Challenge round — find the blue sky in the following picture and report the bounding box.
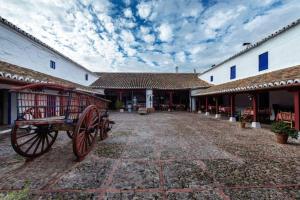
[0,0,299,72]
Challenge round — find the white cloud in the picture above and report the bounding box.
[175,51,186,63]
[190,45,205,55]
[120,30,135,43]
[140,26,150,34]
[157,23,173,42]
[137,2,152,19]
[124,8,133,18]
[0,0,299,73]
[143,34,155,43]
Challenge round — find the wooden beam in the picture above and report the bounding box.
[294,91,300,130]
[252,93,258,122]
[205,96,208,113]
[215,96,219,114]
[230,94,235,117]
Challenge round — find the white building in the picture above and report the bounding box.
[192,18,300,129]
[198,19,300,85]
[0,17,98,86]
[0,17,101,126]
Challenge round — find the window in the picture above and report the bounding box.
[259,52,268,71]
[210,75,213,82]
[50,60,56,69]
[230,65,236,80]
[85,74,88,81]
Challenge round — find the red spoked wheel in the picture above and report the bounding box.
[66,130,74,139]
[73,105,99,161]
[100,119,110,140]
[11,123,58,158]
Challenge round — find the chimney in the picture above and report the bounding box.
[243,42,251,48]
[175,66,178,73]
[193,69,196,74]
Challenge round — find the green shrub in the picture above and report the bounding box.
[271,121,299,139]
[115,100,124,110]
[0,183,30,200]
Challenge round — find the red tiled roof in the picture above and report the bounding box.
[0,60,103,95]
[91,72,211,90]
[193,65,300,96]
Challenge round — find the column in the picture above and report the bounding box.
[293,91,300,131]
[169,91,173,111]
[251,93,261,128]
[205,96,209,115]
[198,97,202,113]
[118,91,123,101]
[215,96,221,118]
[191,97,196,112]
[146,89,153,109]
[229,94,236,122]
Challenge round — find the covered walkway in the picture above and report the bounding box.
[192,65,300,130]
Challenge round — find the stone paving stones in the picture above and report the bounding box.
[104,135,129,145]
[203,158,299,186]
[186,145,233,160]
[94,143,125,159]
[53,157,112,189]
[0,144,76,190]
[223,188,294,200]
[30,192,98,200]
[167,190,222,200]
[104,192,163,200]
[218,143,299,159]
[0,112,299,198]
[160,146,190,160]
[109,161,160,189]
[122,145,155,160]
[163,160,214,189]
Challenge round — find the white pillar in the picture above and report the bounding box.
[229,117,236,122]
[146,89,153,109]
[251,122,261,128]
[191,97,196,112]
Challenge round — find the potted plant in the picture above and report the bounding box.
[115,100,124,112]
[271,121,298,144]
[240,116,246,128]
[238,113,246,128]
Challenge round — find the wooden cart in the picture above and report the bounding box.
[10,83,112,161]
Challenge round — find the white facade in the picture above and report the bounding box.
[0,23,98,86]
[199,23,300,85]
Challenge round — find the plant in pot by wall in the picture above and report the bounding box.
[238,113,247,128]
[115,100,124,112]
[239,116,246,128]
[271,121,298,144]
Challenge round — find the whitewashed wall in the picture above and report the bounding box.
[199,24,300,85]
[0,24,98,86]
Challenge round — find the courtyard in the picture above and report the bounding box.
[0,112,299,199]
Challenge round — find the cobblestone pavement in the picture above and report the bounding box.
[0,112,299,199]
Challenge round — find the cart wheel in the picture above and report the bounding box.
[101,119,109,140]
[11,123,58,158]
[66,131,74,139]
[73,105,99,161]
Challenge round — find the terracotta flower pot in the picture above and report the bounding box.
[240,122,246,129]
[276,133,288,144]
